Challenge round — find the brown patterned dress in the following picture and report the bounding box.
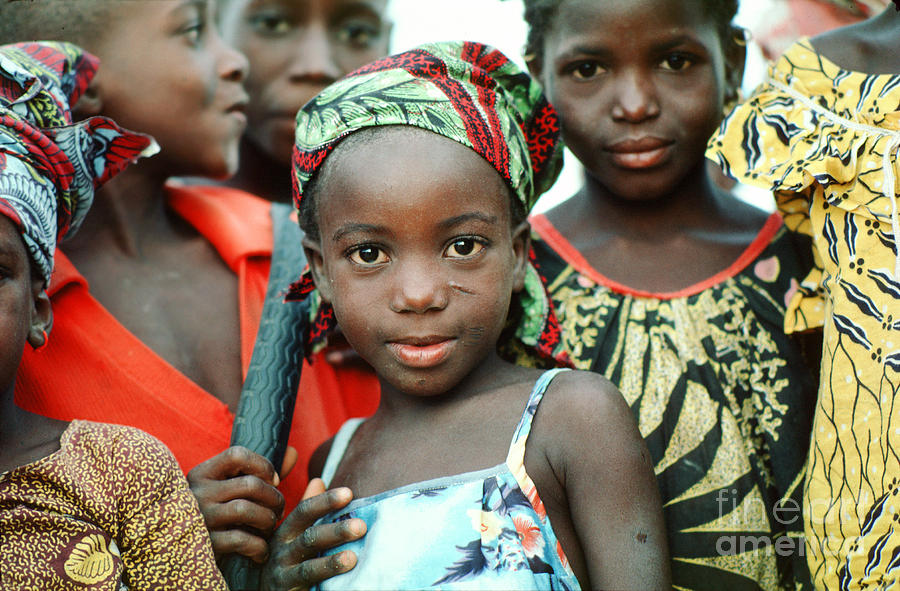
[0,420,226,590]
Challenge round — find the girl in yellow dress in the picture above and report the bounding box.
[709,3,900,588]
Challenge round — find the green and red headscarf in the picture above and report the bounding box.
[289,40,569,365]
[0,41,156,285]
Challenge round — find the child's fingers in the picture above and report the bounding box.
[296,519,367,552]
[209,528,270,564]
[279,488,354,540]
[216,474,285,514]
[289,550,358,588]
[281,446,299,479]
[204,498,281,536]
[301,478,326,500]
[189,446,279,484]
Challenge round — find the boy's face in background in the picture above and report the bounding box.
[222,0,391,168]
[91,0,249,179]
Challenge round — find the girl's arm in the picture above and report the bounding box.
[541,371,671,590]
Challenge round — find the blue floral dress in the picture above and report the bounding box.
[313,368,580,590]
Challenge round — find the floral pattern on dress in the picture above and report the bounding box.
[313,369,579,591]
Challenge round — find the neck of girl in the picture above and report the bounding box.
[0,392,68,474]
[223,138,294,204]
[574,160,738,240]
[62,163,187,260]
[373,349,520,421]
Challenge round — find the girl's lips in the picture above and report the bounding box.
[387,339,456,368]
[606,137,673,170]
[610,146,669,169]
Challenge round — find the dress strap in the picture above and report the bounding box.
[320,418,365,487]
[505,368,569,469]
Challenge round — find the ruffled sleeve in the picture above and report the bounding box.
[707,38,900,332]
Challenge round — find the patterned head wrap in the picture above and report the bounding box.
[0,42,157,285]
[289,40,569,364]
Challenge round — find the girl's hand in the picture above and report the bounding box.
[187,446,286,563]
[260,478,367,591]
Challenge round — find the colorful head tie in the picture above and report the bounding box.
[289,40,569,364]
[0,42,157,285]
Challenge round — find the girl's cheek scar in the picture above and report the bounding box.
[449,281,476,295]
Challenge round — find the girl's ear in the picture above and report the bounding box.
[26,285,52,349]
[72,78,103,119]
[302,236,334,303]
[511,220,531,293]
[723,26,748,113]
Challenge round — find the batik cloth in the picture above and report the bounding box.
[500,214,816,591]
[313,369,580,591]
[0,41,155,284]
[0,420,227,590]
[288,40,568,364]
[708,38,900,590]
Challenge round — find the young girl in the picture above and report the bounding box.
[709,3,900,588]
[263,41,670,590]
[0,41,225,589]
[510,0,818,589]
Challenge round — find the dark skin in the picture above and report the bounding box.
[530,0,766,294]
[810,3,900,74]
[219,0,391,203]
[19,0,286,563]
[0,215,63,477]
[260,128,670,590]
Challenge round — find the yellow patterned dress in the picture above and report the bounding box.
[708,38,900,590]
[0,420,227,590]
[512,214,816,591]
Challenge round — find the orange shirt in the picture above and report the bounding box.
[14,183,379,511]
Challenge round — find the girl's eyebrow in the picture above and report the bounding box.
[331,223,391,242]
[438,212,498,230]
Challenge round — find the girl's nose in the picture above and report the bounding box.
[389,261,449,314]
[610,70,660,123]
[215,35,249,83]
[287,23,342,84]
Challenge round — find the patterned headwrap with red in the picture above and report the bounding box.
[0,41,157,285]
[290,41,569,365]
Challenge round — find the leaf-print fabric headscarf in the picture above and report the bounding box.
[289,41,568,364]
[0,41,157,285]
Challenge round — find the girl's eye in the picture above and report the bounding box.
[571,61,604,80]
[248,12,292,35]
[348,245,388,265]
[336,21,382,48]
[660,54,693,71]
[444,238,485,259]
[183,20,204,44]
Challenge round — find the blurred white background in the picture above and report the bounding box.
[385,0,775,213]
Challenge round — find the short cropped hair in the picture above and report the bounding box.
[520,0,740,60]
[0,1,120,46]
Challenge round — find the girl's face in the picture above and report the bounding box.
[224,0,391,168]
[305,129,529,397]
[0,216,50,397]
[90,0,250,180]
[534,0,738,201]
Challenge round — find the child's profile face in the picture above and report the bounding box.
[305,128,528,397]
[534,0,733,202]
[0,216,48,397]
[224,0,391,168]
[91,0,249,180]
